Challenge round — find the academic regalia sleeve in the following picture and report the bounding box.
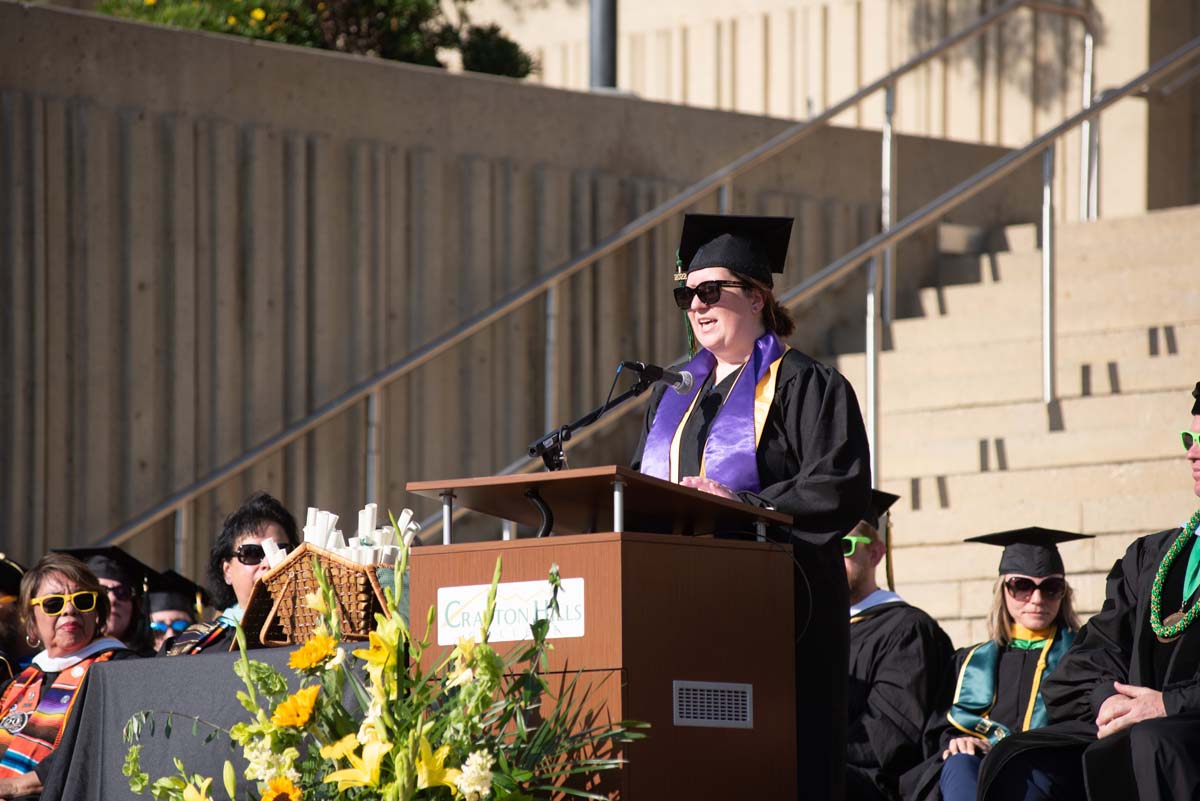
[1041,532,1170,723]
[898,647,970,801]
[850,611,955,800]
[736,361,871,544]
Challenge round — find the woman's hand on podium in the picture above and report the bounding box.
[681,475,737,500]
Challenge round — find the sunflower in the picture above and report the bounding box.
[289,633,337,672]
[270,685,320,729]
[260,776,301,801]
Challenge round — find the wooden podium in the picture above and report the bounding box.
[407,467,797,800]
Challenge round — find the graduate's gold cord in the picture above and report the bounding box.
[1020,625,1057,732]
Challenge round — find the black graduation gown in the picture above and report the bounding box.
[846,601,954,801]
[161,619,237,656]
[977,527,1200,801]
[632,348,873,801]
[901,639,1053,801]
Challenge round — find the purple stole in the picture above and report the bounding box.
[640,332,787,492]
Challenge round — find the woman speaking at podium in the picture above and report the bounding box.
[632,213,872,801]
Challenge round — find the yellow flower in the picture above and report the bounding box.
[446,635,477,688]
[304,591,327,614]
[143,0,157,6]
[250,7,265,19]
[289,633,336,671]
[226,15,237,24]
[182,777,212,801]
[415,736,462,792]
[270,684,320,729]
[353,630,395,686]
[260,776,301,801]
[323,733,392,790]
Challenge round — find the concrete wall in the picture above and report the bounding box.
[0,2,1040,575]
[472,0,1200,220]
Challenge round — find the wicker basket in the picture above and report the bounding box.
[241,542,390,646]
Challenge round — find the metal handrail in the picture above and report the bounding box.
[95,0,1094,556]
[419,32,1200,540]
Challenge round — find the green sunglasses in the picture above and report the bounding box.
[1182,430,1200,451]
[842,534,873,558]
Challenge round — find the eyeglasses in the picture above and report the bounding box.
[105,583,134,602]
[673,280,750,310]
[150,619,192,635]
[1003,576,1067,602]
[842,534,873,558]
[232,542,291,566]
[31,590,99,616]
[1181,431,1200,451]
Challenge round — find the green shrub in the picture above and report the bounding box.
[99,0,536,77]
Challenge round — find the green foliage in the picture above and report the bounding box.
[97,0,535,77]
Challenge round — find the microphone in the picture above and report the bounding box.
[621,361,695,394]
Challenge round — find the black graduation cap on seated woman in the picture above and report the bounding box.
[0,554,25,598]
[54,545,160,592]
[675,214,794,287]
[964,527,1093,577]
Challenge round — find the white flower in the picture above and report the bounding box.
[241,738,300,784]
[455,749,495,800]
[328,647,346,669]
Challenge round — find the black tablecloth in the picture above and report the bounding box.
[44,648,298,801]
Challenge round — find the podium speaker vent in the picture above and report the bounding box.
[672,680,753,729]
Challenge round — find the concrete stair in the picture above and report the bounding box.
[826,204,1200,648]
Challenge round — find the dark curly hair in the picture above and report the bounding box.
[206,491,299,611]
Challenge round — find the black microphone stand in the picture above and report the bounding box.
[528,372,658,472]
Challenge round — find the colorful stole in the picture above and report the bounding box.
[0,651,116,776]
[640,331,787,492]
[946,626,1074,744]
[167,620,233,655]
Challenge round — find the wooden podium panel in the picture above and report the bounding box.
[407,465,790,536]
[409,532,796,800]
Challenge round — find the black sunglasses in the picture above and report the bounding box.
[104,583,135,602]
[1004,576,1067,602]
[232,542,291,566]
[673,280,751,310]
[150,619,192,635]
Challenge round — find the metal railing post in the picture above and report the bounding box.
[365,389,382,504]
[881,83,898,327]
[865,255,882,485]
[717,180,733,213]
[544,285,560,435]
[1041,144,1057,404]
[1079,30,1095,220]
[173,503,191,575]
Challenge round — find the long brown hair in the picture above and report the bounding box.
[20,553,110,644]
[742,276,795,338]
[987,576,1080,646]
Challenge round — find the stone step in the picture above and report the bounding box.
[830,321,1199,390]
[876,460,1196,547]
[1056,203,1200,261]
[834,350,1191,414]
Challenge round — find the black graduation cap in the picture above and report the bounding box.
[0,554,25,598]
[964,527,1092,577]
[1192,381,1200,416]
[148,570,208,615]
[676,214,793,288]
[53,546,160,592]
[863,490,900,530]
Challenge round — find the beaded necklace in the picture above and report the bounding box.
[1149,508,1200,643]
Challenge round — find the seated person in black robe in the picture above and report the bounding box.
[147,570,207,652]
[54,546,160,658]
[164,491,298,655]
[632,214,872,801]
[0,554,136,800]
[0,555,28,683]
[901,527,1087,801]
[845,490,953,801]
[978,381,1200,801]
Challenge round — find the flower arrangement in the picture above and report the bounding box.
[124,536,644,800]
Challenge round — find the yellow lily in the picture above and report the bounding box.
[415,735,461,792]
[181,776,212,801]
[322,732,393,791]
[352,630,395,687]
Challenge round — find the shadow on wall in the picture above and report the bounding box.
[907,0,1108,112]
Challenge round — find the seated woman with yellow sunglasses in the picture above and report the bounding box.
[0,553,134,799]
